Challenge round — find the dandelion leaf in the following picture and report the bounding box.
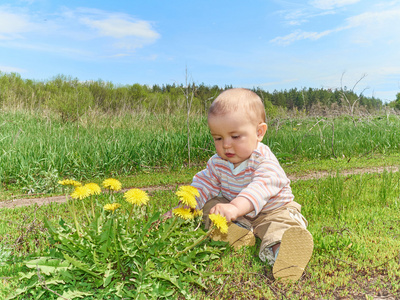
[63,253,101,278]
[25,258,71,275]
[17,271,36,280]
[150,271,195,299]
[57,290,93,300]
[103,263,115,287]
[139,212,161,242]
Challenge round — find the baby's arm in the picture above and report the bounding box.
[210,196,254,222]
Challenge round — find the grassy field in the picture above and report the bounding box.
[1,109,399,189]
[0,109,399,299]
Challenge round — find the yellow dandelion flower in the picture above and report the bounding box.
[103,203,121,212]
[84,183,102,196]
[192,209,203,217]
[58,179,82,187]
[124,189,149,206]
[102,178,122,191]
[180,186,200,197]
[175,185,199,209]
[173,207,194,220]
[70,186,91,200]
[209,213,228,234]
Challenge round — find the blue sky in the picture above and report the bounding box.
[1,0,400,102]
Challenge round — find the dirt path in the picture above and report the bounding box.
[1,166,398,209]
[288,165,399,181]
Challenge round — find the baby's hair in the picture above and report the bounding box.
[208,88,266,124]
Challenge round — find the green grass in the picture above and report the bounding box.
[1,110,399,194]
[193,171,400,299]
[283,153,400,178]
[1,109,400,298]
[2,153,398,203]
[1,171,399,299]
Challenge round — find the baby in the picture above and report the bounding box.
[192,88,313,281]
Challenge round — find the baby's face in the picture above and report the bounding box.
[208,111,264,167]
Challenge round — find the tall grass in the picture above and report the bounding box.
[0,110,210,187]
[266,115,400,160]
[1,109,399,191]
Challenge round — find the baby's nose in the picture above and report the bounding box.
[223,140,231,148]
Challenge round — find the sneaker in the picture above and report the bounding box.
[211,222,255,250]
[272,226,313,282]
[259,245,277,266]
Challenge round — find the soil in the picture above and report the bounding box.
[1,165,398,209]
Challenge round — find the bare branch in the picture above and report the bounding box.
[180,67,197,167]
[339,72,369,127]
[351,73,367,92]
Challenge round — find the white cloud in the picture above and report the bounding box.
[281,9,309,26]
[80,15,160,51]
[346,9,400,28]
[81,17,159,40]
[270,27,341,45]
[0,39,91,56]
[280,7,335,27]
[0,5,161,57]
[344,9,400,45]
[61,8,160,52]
[309,0,360,10]
[272,4,400,46]
[0,65,26,73]
[0,9,35,39]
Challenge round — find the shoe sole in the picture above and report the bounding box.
[273,226,313,282]
[211,222,255,249]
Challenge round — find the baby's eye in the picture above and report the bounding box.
[213,137,222,141]
[232,135,240,139]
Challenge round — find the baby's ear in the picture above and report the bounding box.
[257,123,268,141]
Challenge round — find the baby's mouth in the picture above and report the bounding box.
[225,153,235,158]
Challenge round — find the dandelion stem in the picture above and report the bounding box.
[82,201,91,224]
[176,227,214,256]
[113,217,124,276]
[126,205,135,233]
[90,196,95,216]
[161,217,178,242]
[70,198,81,235]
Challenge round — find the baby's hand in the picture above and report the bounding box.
[210,203,239,222]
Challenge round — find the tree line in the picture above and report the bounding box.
[0,72,396,121]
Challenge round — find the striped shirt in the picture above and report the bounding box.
[192,142,294,217]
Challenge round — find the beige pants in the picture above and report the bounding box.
[202,197,308,251]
